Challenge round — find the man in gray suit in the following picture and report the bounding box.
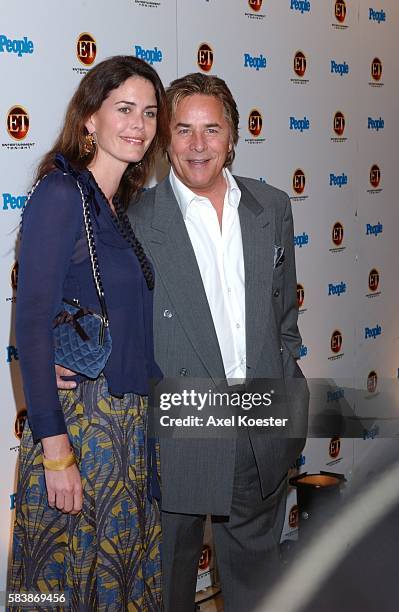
[56,73,307,611]
[131,73,308,612]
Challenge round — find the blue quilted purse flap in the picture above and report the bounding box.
[53,299,112,379]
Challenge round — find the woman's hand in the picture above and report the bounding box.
[44,463,83,514]
[42,434,83,514]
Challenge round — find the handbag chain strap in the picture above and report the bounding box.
[75,180,109,325]
[24,173,109,325]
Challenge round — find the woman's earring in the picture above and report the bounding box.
[83,132,97,155]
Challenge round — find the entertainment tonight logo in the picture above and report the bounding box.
[291,51,309,85]
[245,109,265,144]
[73,33,96,75]
[245,0,266,20]
[2,106,35,151]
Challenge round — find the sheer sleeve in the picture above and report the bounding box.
[16,170,83,442]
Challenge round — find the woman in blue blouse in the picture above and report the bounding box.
[8,56,169,610]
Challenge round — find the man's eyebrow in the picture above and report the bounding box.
[114,100,158,108]
[173,122,222,128]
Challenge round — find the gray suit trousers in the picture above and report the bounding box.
[161,430,287,612]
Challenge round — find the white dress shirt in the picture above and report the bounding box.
[169,168,246,381]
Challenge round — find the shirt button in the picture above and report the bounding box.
[273,289,280,298]
[163,309,173,318]
[236,323,241,329]
[179,368,189,376]
[227,288,232,294]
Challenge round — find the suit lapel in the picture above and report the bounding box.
[144,178,225,381]
[237,180,275,379]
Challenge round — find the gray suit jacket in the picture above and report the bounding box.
[129,175,308,514]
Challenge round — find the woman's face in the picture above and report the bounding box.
[85,76,158,172]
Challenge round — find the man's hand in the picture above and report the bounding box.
[55,365,77,389]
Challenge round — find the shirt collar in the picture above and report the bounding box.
[169,167,241,220]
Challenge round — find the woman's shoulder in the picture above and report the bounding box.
[22,156,85,228]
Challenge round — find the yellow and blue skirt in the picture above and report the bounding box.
[8,376,162,611]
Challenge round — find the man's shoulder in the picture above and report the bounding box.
[128,176,170,223]
[234,175,290,211]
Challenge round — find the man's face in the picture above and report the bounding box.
[168,94,232,196]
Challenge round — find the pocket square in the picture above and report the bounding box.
[273,245,285,268]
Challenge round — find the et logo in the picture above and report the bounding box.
[76,32,96,66]
[333,111,345,136]
[7,106,29,141]
[367,370,378,394]
[15,408,27,440]
[332,221,344,247]
[334,0,347,23]
[330,329,342,354]
[288,505,299,529]
[368,268,379,292]
[371,57,382,82]
[292,169,305,195]
[197,43,213,72]
[296,284,305,308]
[198,544,212,571]
[369,164,381,189]
[248,0,263,11]
[10,261,18,290]
[293,51,307,77]
[329,436,341,459]
[248,109,262,137]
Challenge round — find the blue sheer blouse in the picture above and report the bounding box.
[16,155,162,442]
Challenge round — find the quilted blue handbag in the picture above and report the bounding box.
[52,179,112,378]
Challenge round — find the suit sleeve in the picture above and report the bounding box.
[280,193,302,362]
[16,171,82,442]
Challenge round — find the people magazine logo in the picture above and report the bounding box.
[291,50,309,85]
[328,329,344,361]
[3,192,27,212]
[369,57,383,87]
[332,0,348,29]
[244,52,267,72]
[296,283,307,315]
[3,105,35,151]
[73,32,96,75]
[369,8,386,24]
[290,1,311,15]
[330,221,345,254]
[245,109,265,144]
[291,168,308,202]
[0,34,34,57]
[327,437,342,465]
[330,59,349,77]
[245,0,266,20]
[135,45,163,66]
[331,111,347,143]
[366,268,381,299]
[197,43,213,72]
[368,164,382,195]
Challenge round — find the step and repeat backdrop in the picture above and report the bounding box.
[1,0,398,594]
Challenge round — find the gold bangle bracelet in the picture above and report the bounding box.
[42,451,76,471]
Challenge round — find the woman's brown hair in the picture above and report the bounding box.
[36,55,169,208]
